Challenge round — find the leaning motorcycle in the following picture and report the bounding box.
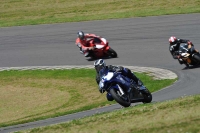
[98,69,152,107]
[177,43,200,67]
[76,37,117,59]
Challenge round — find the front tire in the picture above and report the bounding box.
[110,89,131,107]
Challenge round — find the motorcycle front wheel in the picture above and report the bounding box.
[110,89,131,107]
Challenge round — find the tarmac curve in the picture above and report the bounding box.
[0,13,200,133]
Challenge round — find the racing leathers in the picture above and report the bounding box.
[75,33,102,57]
[95,65,145,94]
[169,39,199,67]
[169,39,189,59]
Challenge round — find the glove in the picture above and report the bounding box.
[99,88,105,93]
[115,66,123,72]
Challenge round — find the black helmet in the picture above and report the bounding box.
[77,31,85,40]
[94,59,106,72]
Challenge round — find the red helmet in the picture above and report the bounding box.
[169,36,177,45]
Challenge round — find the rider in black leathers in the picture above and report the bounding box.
[169,36,199,67]
[94,59,145,101]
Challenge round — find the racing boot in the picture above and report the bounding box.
[79,47,84,54]
[185,63,189,68]
[178,58,184,64]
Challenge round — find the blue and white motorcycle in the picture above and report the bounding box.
[98,69,152,107]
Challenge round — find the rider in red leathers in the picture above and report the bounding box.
[75,31,104,57]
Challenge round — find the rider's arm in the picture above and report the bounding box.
[107,65,124,72]
[81,45,94,50]
[187,41,199,53]
[178,39,190,43]
[96,74,100,84]
[85,33,100,38]
[77,39,94,50]
[75,38,82,48]
[177,39,195,52]
[77,35,95,50]
[171,51,179,59]
[169,45,178,59]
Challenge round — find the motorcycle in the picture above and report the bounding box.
[76,37,117,59]
[177,43,200,68]
[98,68,152,107]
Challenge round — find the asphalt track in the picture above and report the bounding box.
[0,13,200,133]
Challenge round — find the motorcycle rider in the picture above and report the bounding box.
[169,36,199,67]
[94,59,145,101]
[75,31,104,57]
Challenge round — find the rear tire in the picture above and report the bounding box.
[193,54,200,63]
[107,48,117,58]
[110,89,131,107]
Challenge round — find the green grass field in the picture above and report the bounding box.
[18,94,200,133]
[1,0,200,132]
[0,0,200,27]
[0,69,176,127]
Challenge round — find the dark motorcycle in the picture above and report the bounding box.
[177,43,200,67]
[98,69,152,107]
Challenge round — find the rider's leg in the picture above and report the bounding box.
[125,68,146,90]
[124,68,139,83]
[79,47,83,54]
[178,58,189,68]
[83,49,91,57]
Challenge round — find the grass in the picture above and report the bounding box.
[0,0,199,132]
[17,94,200,133]
[0,0,200,27]
[0,69,176,127]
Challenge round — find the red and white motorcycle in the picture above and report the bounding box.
[76,37,117,59]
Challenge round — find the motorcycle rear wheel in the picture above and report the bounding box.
[193,54,200,63]
[110,89,131,107]
[107,47,117,58]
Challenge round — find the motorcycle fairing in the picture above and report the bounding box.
[101,38,107,44]
[95,44,104,49]
[99,72,114,89]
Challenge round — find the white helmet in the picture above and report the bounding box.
[94,59,106,72]
[77,31,85,40]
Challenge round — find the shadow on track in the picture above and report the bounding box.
[86,57,118,61]
[182,65,200,70]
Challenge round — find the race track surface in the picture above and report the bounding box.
[0,13,200,133]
